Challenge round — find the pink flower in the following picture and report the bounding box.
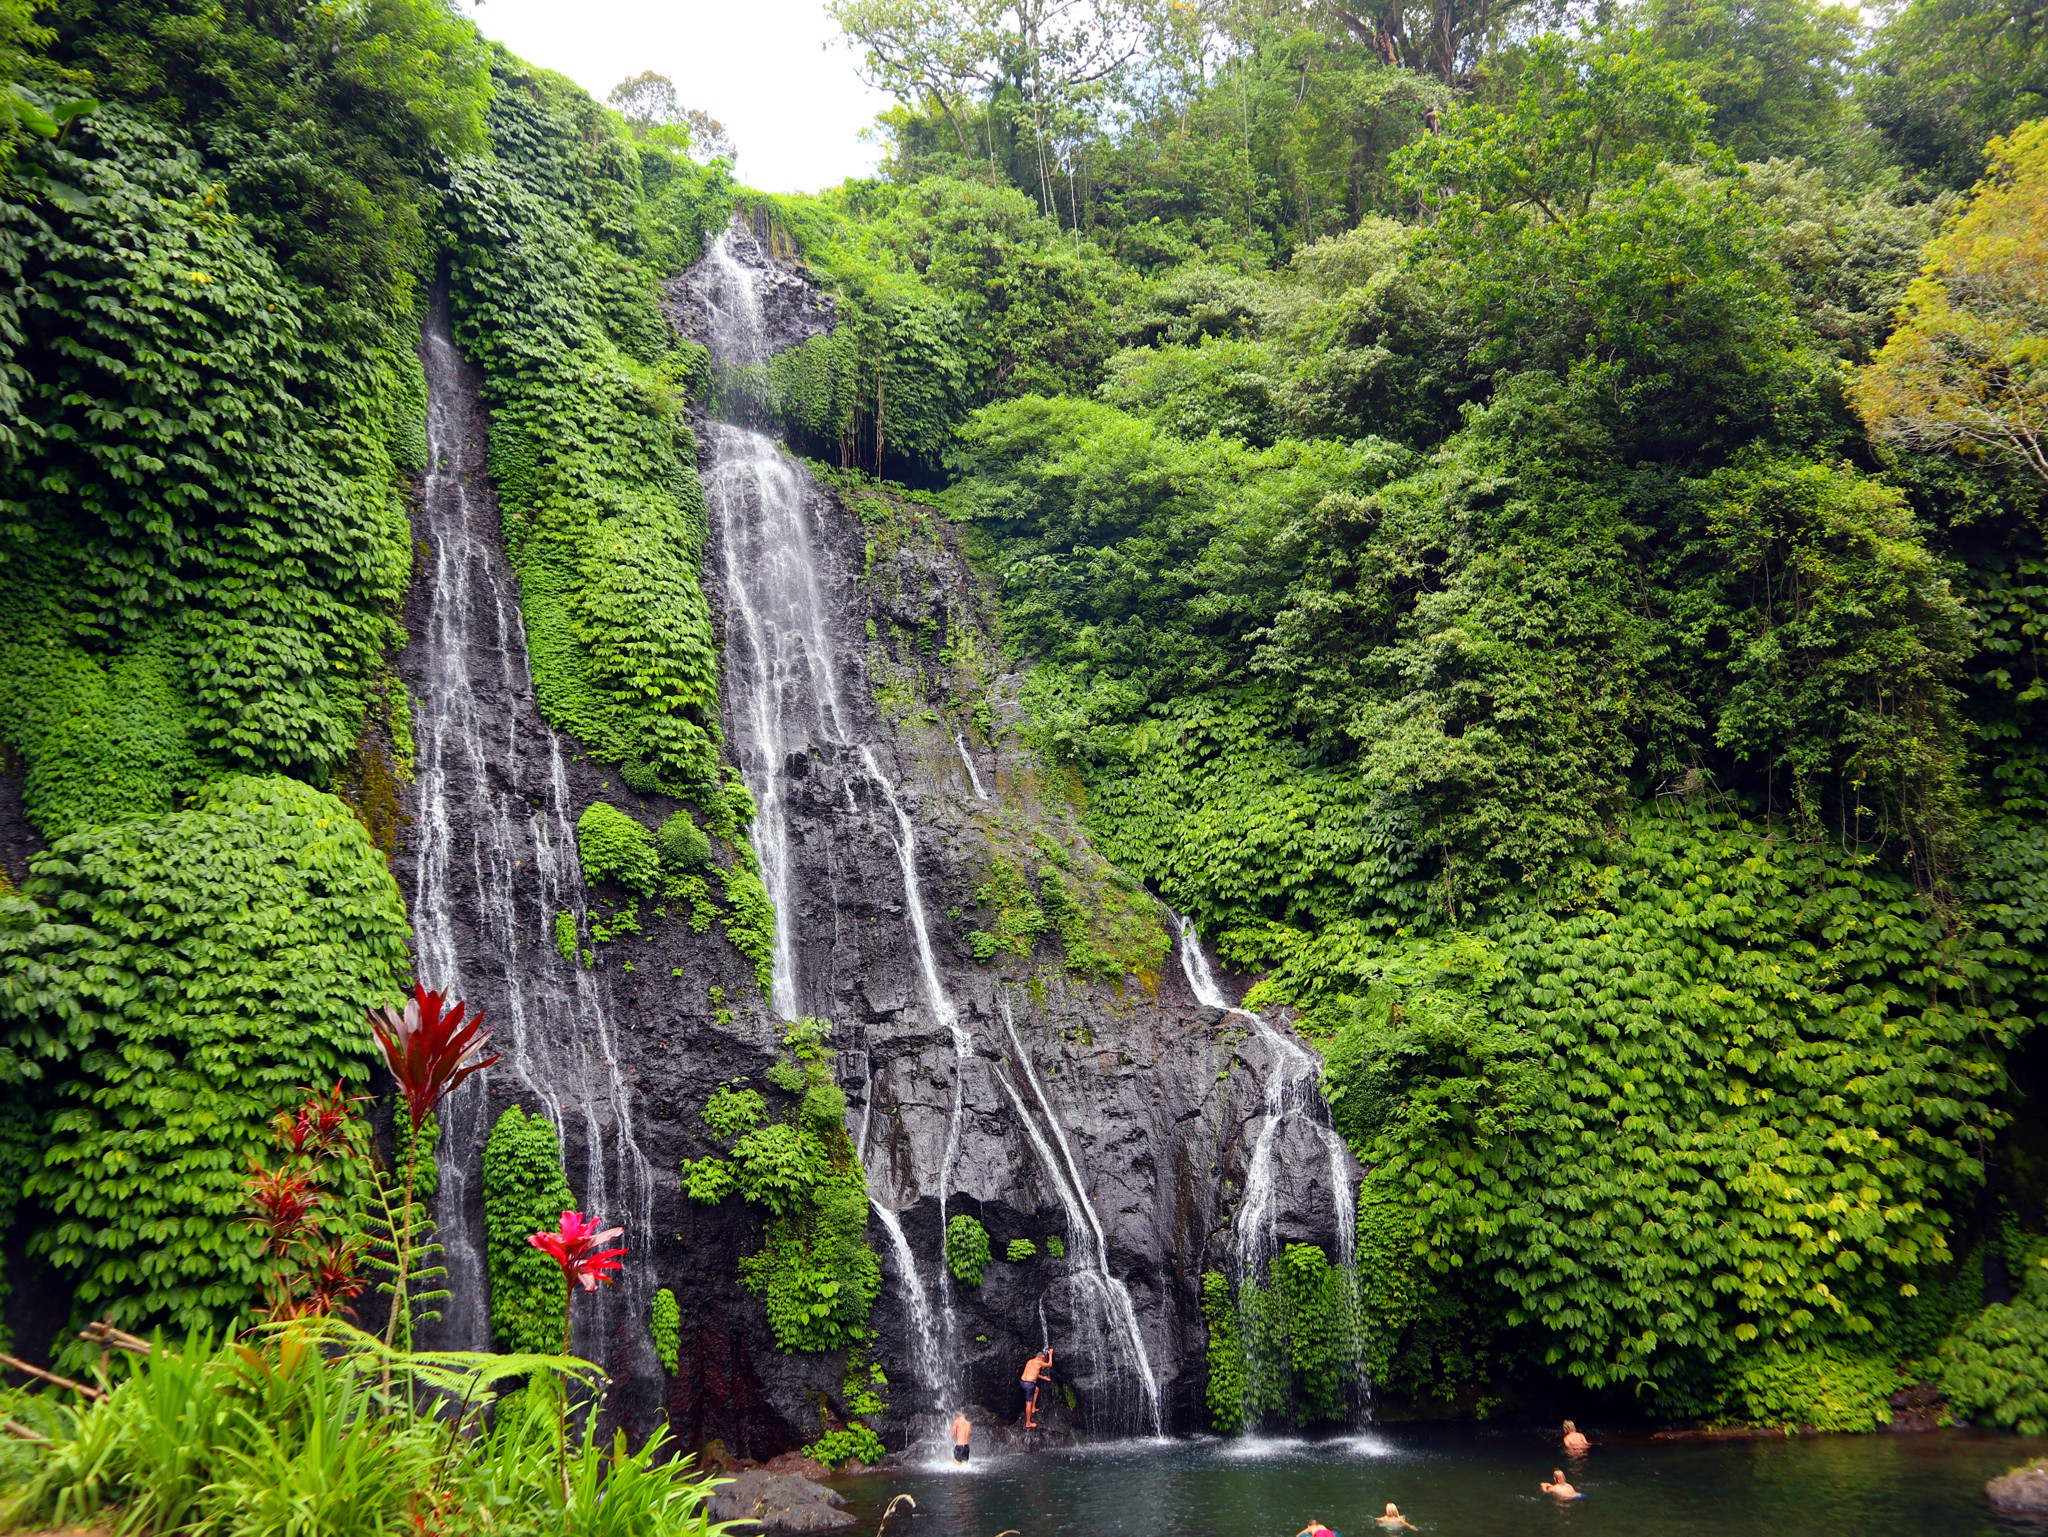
[528,1210,627,1293]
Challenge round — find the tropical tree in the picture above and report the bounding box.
[1852,118,2048,486]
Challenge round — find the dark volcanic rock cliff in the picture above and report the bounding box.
[399,226,1355,1459]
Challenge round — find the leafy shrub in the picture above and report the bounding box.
[685,1027,880,1352]
[0,776,410,1343]
[651,1287,681,1373]
[702,1084,766,1139]
[554,909,579,962]
[1936,1242,2048,1434]
[802,1422,884,1470]
[576,802,661,896]
[1007,1238,1038,1262]
[1046,1235,1066,1259]
[659,811,712,872]
[1725,1343,1899,1432]
[1201,1270,1247,1433]
[482,1106,573,1354]
[946,1216,991,1287]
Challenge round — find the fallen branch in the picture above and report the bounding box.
[78,1320,153,1357]
[4,1417,49,1442]
[876,1494,916,1537]
[0,1352,105,1402]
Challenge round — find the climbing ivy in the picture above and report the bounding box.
[945,1215,991,1287]
[576,802,662,896]
[444,57,734,813]
[717,864,778,996]
[651,1287,682,1373]
[1200,1271,1247,1433]
[1300,807,2046,1406]
[0,776,411,1342]
[682,1020,880,1352]
[482,1105,574,1355]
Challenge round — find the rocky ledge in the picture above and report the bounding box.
[1988,1460,2048,1518]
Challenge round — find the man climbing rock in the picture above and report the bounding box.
[1020,1347,1053,1429]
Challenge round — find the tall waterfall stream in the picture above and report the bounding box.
[693,226,1164,1434]
[407,298,657,1381]
[1176,916,1369,1426]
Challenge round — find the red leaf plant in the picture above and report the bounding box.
[370,984,499,1131]
[244,1165,322,1258]
[528,1210,626,1354]
[242,1083,374,1322]
[369,983,497,1346]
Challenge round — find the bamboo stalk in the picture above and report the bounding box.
[0,1352,105,1401]
[78,1320,153,1356]
[3,1418,49,1442]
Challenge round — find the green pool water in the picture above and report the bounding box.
[834,1426,2048,1536]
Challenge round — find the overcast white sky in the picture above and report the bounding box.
[463,0,890,193]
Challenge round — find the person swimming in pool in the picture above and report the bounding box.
[1562,1420,1589,1455]
[1541,1469,1583,1500]
[1375,1502,1418,1530]
[1020,1348,1052,1429]
[1295,1520,1337,1537]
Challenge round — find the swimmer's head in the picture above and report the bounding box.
[1384,1503,1400,1516]
[1562,1420,1576,1433]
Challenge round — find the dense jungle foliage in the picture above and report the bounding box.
[0,0,2044,1450]
[0,0,750,1363]
[797,0,2048,1429]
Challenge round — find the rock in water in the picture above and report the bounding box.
[708,1470,858,1533]
[1987,1461,2048,1517]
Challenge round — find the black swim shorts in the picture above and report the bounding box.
[1020,1380,1037,1402]
[953,1444,970,1462]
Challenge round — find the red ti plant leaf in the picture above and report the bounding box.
[370,984,499,1131]
[244,1165,321,1257]
[528,1210,627,1293]
[276,1080,367,1158]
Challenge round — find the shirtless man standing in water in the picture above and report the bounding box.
[1562,1420,1590,1455]
[1020,1349,1052,1429]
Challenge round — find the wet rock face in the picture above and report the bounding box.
[399,230,1355,1461]
[655,224,1358,1447]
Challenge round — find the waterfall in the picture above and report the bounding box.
[1176,914,1367,1425]
[954,732,991,801]
[994,995,1164,1437]
[693,225,957,1408]
[406,298,657,1375]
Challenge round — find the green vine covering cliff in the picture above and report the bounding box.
[0,0,480,1352]
[482,1105,575,1355]
[444,53,736,816]
[796,0,2048,1427]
